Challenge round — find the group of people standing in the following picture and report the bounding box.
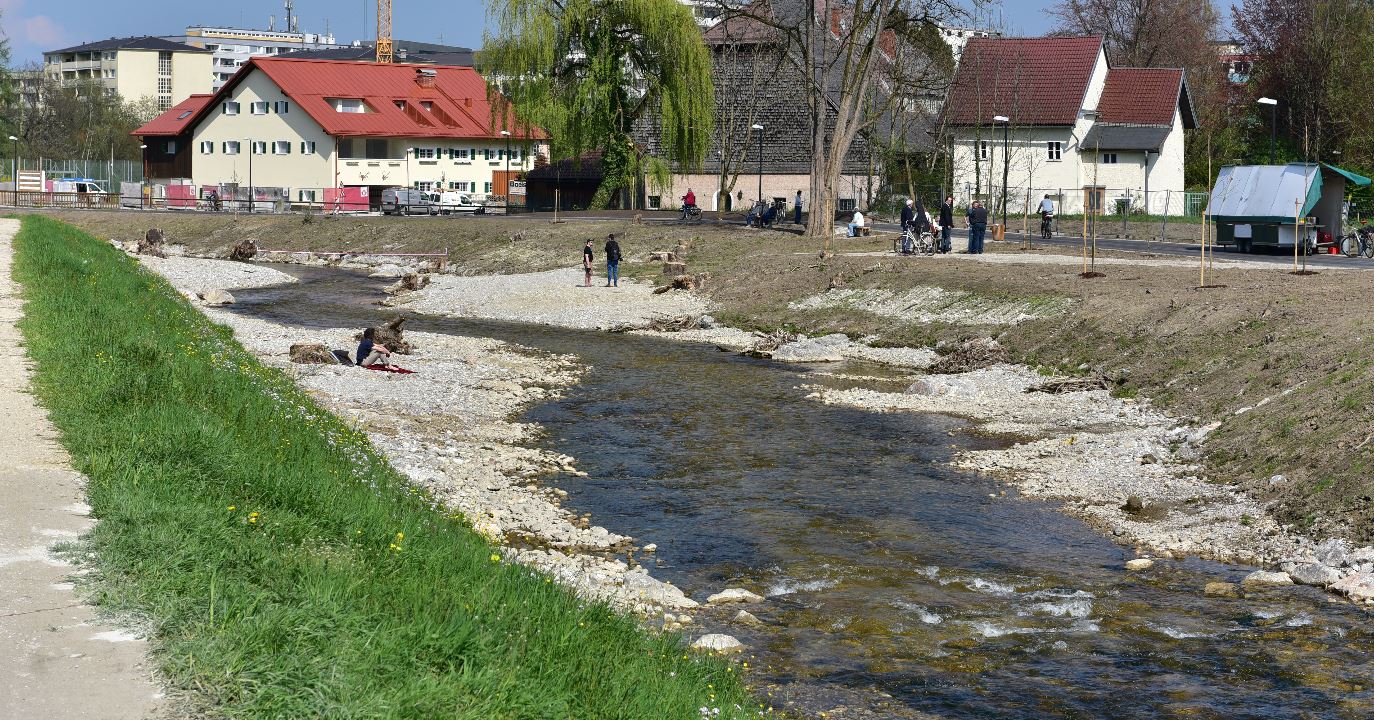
[890,195,991,255]
[583,234,624,287]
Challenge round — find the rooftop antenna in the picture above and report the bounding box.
[269,15,276,31]
[285,0,298,33]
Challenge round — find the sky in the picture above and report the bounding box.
[8,0,1060,65]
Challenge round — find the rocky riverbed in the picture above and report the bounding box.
[139,247,1374,610]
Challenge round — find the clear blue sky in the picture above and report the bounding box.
[11,1,1058,65]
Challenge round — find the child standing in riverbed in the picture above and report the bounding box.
[582,239,594,287]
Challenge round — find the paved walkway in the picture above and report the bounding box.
[0,219,161,718]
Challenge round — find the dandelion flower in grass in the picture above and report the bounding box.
[490,553,501,563]
[227,505,236,511]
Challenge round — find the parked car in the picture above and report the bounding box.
[52,178,106,194]
[381,188,437,216]
[427,191,486,215]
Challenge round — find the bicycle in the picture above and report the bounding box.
[1040,212,1054,239]
[681,205,702,223]
[899,228,936,255]
[1340,224,1374,258]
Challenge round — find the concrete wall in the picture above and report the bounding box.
[113,50,211,109]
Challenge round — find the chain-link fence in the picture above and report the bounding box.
[0,158,144,188]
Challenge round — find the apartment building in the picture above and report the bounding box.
[42,37,212,110]
[164,26,343,90]
[134,57,547,207]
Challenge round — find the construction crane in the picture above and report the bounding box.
[376,0,393,63]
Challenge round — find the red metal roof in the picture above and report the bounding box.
[1097,67,1184,126]
[944,36,1103,126]
[133,94,214,137]
[136,57,545,141]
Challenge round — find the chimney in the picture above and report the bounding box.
[415,68,436,88]
[464,97,472,108]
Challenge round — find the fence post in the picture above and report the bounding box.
[1161,189,1170,243]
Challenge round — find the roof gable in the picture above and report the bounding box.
[136,57,545,142]
[1097,67,1187,126]
[944,36,1103,126]
[133,95,215,137]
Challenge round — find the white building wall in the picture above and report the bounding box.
[188,67,543,200]
[190,71,335,192]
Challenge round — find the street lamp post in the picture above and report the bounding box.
[751,123,764,206]
[138,144,147,208]
[7,135,16,203]
[1258,97,1278,164]
[993,115,1009,231]
[247,139,254,213]
[501,130,511,215]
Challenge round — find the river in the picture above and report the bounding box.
[228,266,1374,719]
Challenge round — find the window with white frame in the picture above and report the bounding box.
[978,141,989,160]
[457,149,469,159]
[1047,141,1063,161]
[223,141,241,155]
[252,141,267,155]
[300,141,316,155]
[164,140,177,155]
[223,101,240,115]
[455,181,469,191]
[273,101,289,114]
[1101,152,1118,164]
[251,101,269,115]
[417,181,433,191]
[647,195,661,209]
[416,148,435,160]
[200,141,214,154]
[273,141,290,155]
[331,98,365,113]
[300,189,316,203]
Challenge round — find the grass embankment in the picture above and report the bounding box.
[13,215,761,719]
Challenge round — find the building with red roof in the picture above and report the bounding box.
[942,36,1194,216]
[134,56,548,209]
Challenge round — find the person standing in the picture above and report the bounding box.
[939,196,954,254]
[582,239,594,287]
[966,200,988,254]
[604,233,623,287]
[793,190,803,224]
[899,198,916,254]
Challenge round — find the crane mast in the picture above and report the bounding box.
[376,0,393,63]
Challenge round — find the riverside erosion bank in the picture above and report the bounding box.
[136,254,700,620]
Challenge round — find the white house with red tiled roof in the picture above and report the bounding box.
[942,36,1194,216]
[135,56,547,209]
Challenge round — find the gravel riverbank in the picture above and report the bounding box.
[140,251,1374,609]
[136,254,701,621]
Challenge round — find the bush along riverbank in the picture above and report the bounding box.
[12,215,765,719]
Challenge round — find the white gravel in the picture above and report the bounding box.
[789,286,1073,325]
[392,267,707,330]
[807,363,1304,566]
[135,253,700,617]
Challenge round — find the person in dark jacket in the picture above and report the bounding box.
[966,200,988,254]
[582,239,595,287]
[899,199,916,253]
[939,196,954,253]
[604,234,623,287]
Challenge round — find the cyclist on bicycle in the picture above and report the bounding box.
[680,188,697,220]
[1038,194,1055,237]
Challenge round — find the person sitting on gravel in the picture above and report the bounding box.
[356,327,392,368]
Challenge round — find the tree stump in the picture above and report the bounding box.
[138,228,167,257]
[228,237,258,261]
[662,261,687,276]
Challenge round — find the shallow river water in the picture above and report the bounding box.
[230,267,1374,719]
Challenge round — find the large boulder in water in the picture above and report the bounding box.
[197,289,235,306]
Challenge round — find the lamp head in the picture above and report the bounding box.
[993,115,1009,123]
[751,123,763,130]
[1257,97,1277,106]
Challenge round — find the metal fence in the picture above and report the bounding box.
[952,185,1209,218]
[1,158,144,188]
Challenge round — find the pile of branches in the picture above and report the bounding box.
[927,338,1008,374]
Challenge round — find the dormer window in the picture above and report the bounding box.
[330,98,366,113]
[421,101,433,111]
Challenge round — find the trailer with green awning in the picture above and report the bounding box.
[1208,163,1371,252]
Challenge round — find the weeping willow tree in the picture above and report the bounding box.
[482,0,715,208]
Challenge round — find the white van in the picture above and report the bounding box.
[428,191,486,215]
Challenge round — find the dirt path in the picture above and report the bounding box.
[0,219,161,719]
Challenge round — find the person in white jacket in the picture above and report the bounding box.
[847,210,866,237]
